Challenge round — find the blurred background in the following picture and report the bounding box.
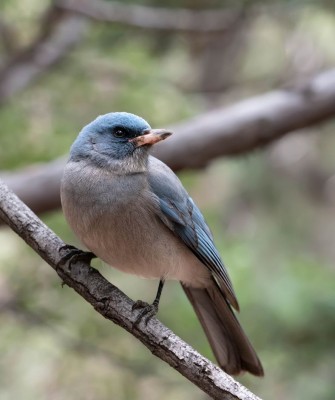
[0,0,335,399]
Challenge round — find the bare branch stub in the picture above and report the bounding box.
[0,179,262,400]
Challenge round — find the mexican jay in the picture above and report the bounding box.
[61,112,263,376]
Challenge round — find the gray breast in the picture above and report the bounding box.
[61,160,211,287]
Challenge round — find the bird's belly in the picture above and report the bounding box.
[77,205,210,288]
[61,163,211,288]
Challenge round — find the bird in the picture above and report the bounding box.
[60,112,263,376]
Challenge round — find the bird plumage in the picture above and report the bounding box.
[61,112,263,376]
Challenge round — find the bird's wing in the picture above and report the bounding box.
[148,157,239,310]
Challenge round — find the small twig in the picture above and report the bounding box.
[0,179,261,400]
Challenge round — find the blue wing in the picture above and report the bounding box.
[148,157,239,310]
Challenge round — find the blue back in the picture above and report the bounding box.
[148,157,239,310]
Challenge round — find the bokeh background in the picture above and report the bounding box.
[1,0,335,399]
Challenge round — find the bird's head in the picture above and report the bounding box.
[69,112,172,173]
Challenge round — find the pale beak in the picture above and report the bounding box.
[130,129,173,147]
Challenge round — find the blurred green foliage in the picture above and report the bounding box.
[1,0,335,399]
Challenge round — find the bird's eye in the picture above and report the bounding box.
[113,129,126,138]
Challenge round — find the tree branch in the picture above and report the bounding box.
[1,158,65,215]
[0,6,87,105]
[156,69,335,170]
[0,179,261,400]
[0,0,243,106]
[57,0,245,33]
[2,68,335,217]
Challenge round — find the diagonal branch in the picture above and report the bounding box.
[0,0,242,106]
[0,179,262,400]
[0,6,88,105]
[57,0,245,34]
[2,68,335,218]
[156,69,335,170]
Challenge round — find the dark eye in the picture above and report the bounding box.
[113,129,126,138]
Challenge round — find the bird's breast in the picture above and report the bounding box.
[61,161,211,287]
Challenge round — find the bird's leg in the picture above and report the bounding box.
[132,279,165,326]
[58,244,96,268]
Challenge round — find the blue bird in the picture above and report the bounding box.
[61,112,263,376]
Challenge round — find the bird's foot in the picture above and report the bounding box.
[132,300,159,327]
[58,244,96,268]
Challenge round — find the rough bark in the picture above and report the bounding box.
[0,179,262,400]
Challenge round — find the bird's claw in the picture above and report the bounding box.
[132,300,158,327]
[58,244,96,268]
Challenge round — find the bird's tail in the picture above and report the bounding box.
[182,283,264,376]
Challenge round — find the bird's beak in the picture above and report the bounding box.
[130,129,173,147]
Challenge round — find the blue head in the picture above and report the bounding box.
[69,112,172,171]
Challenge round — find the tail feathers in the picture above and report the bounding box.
[182,283,263,376]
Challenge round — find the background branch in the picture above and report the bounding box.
[2,68,335,217]
[57,0,245,33]
[0,179,262,400]
[158,69,335,170]
[0,6,87,105]
[0,0,244,107]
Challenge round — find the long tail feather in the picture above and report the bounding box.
[182,283,263,376]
